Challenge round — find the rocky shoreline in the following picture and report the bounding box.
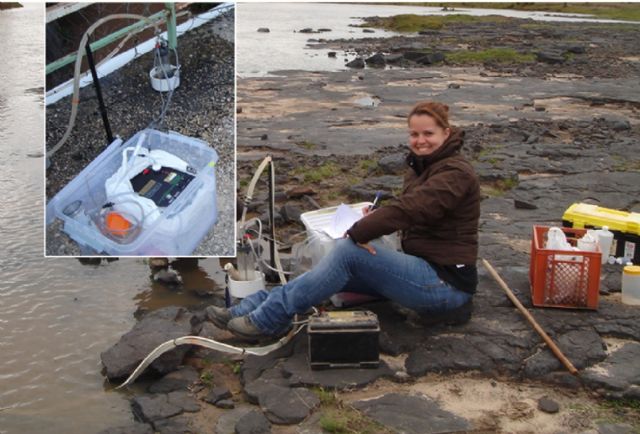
[99,13,639,434]
[312,16,640,79]
[45,8,235,256]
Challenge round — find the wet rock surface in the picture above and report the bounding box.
[45,8,235,256]
[101,306,195,380]
[148,366,200,394]
[131,391,200,423]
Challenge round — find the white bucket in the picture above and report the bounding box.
[228,272,265,299]
[150,65,180,92]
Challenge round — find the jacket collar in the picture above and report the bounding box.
[406,127,465,175]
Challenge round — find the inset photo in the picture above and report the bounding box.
[45,2,235,257]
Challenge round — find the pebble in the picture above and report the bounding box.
[537,397,560,414]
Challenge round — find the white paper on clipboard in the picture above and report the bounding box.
[322,203,363,239]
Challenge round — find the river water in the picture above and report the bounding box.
[237,2,638,77]
[0,5,227,433]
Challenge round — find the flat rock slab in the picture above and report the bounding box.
[152,415,194,434]
[237,69,640,156]
[353,393,472,434]
[213,405,255,433]
[596,423,635,434]
[235,409,272,434]
[132,391,200,423]
[582,342,640,396]
[523,329,607,378]
[259,385,320,425]
[148,366,199,394]
[101,307,194,380]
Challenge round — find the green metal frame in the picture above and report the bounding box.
[165,3,177,50]
[46,4,179,76]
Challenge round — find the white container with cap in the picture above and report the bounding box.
[595,226,614,265]
[621,264,640,305]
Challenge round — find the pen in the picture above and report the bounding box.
[368,191,382,212]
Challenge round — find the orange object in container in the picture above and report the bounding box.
[530,225,601,309]
[105,211,133,238]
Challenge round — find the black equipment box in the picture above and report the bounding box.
[307,310,380,370]
[130,166,195,207]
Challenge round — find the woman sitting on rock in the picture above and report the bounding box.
[210,101,481,339]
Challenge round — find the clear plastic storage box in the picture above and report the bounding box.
[46,129,218,256]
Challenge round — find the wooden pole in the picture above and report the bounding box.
[481,258,578,375]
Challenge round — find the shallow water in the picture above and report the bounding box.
[0,4,226,433]
[237,3,639,77]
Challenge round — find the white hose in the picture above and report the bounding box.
[239,156,272,231]
[117,324,306,388]
[121,156,302,388]
[47,13,164,159]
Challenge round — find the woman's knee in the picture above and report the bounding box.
[331,238,360,260]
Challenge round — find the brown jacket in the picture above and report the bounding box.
[348,128,480,266]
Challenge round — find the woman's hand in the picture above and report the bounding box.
[344,232,376,255]
[356,242,376,255]
[362,206,375,217]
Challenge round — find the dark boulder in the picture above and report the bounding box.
[346,57,365,69]
[101,307,194,380]
[536,51,565,64]
[365,52,386,67]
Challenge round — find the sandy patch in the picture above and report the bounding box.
[341,374,608,433]
[531,97,640,125]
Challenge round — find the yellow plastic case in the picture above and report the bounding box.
[562,203,640,264]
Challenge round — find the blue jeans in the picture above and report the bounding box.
[229,239,472,335]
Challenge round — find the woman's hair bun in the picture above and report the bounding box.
[408,101,450,129]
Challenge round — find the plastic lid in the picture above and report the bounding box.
[623,265,640,275]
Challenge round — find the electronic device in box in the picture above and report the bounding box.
[307,310,380,369]
[130,166,195,207]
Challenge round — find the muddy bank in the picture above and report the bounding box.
[45,9,235,256]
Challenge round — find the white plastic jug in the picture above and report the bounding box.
[546,227,578,261]
[621,265,640,305]
[577,231,598,252]
[595,226,614,265]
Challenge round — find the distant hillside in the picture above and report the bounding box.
[0,3,22,10]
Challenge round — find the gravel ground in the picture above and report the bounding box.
[45,7,235,257]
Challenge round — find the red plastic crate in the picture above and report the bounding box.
[530,226,601,309]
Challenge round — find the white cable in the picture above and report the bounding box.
[117,323,307,388]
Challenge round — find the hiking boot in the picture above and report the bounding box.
[227,315,266,340]
[417,300,473,326]
[205,305,232,329]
